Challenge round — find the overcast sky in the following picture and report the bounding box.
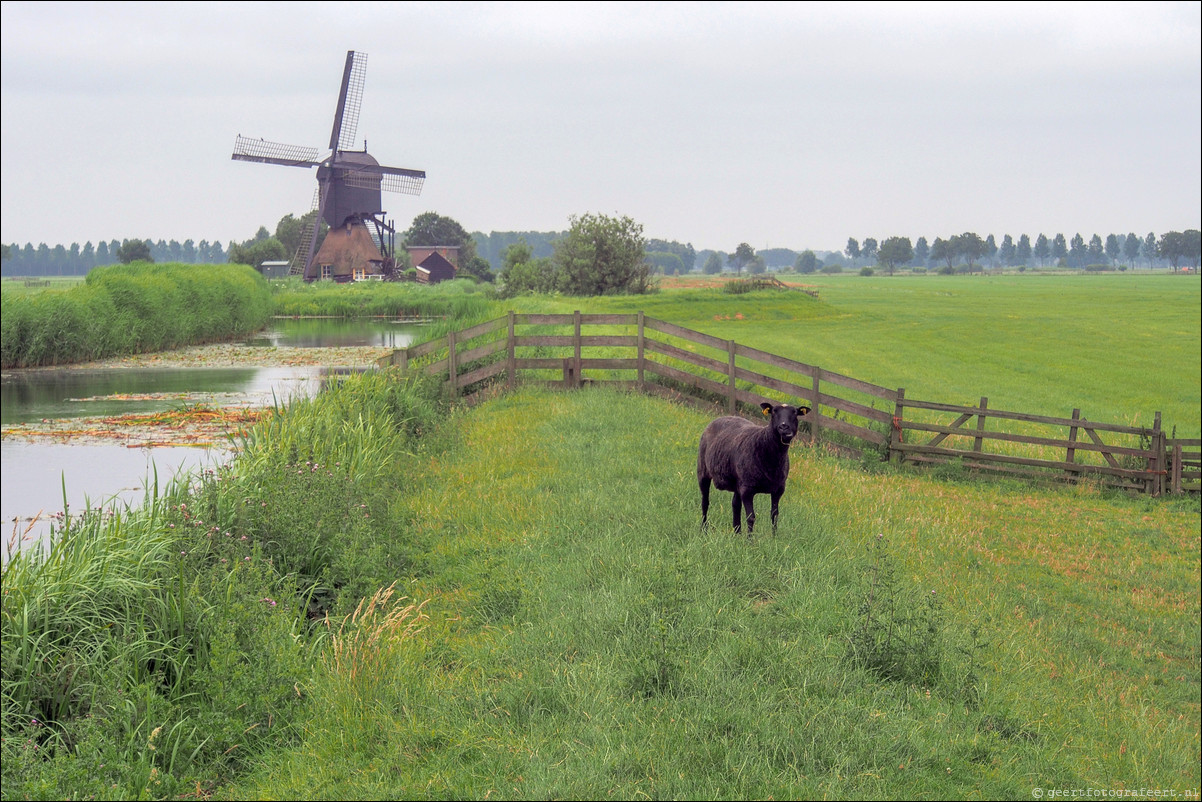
[2,1,1199,254]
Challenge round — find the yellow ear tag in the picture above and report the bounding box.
[762,407,770,417]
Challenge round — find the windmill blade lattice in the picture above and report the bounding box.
[232,136,321,167]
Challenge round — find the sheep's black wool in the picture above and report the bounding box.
[697,402,810,536]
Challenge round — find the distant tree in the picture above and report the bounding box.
[1034,234,1050,267]
[913,236,929,266]
[958,232,986,271]
[1087,234,1105,265]
[552,212,650,295]
[1069,233,1087,267]
[1051,233,1068,265]
[998,234,1016,266]
[984,234,998,267]
[1142,232,1158,267]
[845,237,861,267]
[646,251,685,275]
[228,237,286,269]
[728,242,756,275]
[81,241,95,271]
[1017,234,1032,266]
[117,239,153,264]
[875,236,912,275]
[1184,229,1201,269]
[860,238,878,266]
[747,254,767,275]
[96,240,111,265]
[931,237,955,270]
[1123,232,1141,267]
[1104,234,1121,266]
[1157,230,1197,271]
[795,250,819,274]
[703,252,723,275]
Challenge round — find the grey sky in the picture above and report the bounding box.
[2,0,1199,254]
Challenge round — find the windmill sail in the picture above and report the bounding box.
[232,136,321,168]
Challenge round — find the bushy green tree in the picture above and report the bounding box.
[795,250,819,274]
[876,236,914,275]
[117,239,153,264]
[499,240,557,296]
[553,212,650,295]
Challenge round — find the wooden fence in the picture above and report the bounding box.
[378,311,1197,496]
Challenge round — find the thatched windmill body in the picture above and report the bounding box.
[232,51,425,280]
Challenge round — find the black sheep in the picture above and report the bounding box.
[697,402,811,536]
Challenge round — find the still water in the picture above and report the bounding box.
[1,318,420,560]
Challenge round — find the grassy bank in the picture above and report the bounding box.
[1,369,446,798]
[0,263,272,368]
[228,385,1199,798]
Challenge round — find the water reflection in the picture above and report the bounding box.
[1,318,422,561]
[2,440,227,563]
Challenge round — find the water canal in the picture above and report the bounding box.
[1,318,422,560]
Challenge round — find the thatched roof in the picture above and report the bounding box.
[314,221,383,279]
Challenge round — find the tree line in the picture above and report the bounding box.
[833,230,1202,275]
[1,238,230,276]
[5,224,1198,281]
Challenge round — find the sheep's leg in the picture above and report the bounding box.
[731,492,743,533]
[740,491,757,537]
[699,476,711,531]
[770,490,783,535]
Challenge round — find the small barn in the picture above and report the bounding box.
[314,220,385,282]
[258,260,291,280]
[407,245,460,270]
[414,251,458,284]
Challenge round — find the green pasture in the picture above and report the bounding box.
[496,272,1201,437]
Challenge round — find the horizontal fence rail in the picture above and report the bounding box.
[378,312,1194,496]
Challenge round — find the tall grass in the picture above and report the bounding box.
[0,367,446,798]
[0,263,272,367]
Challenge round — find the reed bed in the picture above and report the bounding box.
[0,263,272,368]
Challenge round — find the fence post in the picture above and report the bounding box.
[1149,412,1164,496]
[574,310,583,389]
[447,330,458,395]
[973,397,988,454]
[637,311,645,390]
[810,368,822,445]
[507,311,516,389]
[1066,408,1081,484]
[890,387,905,463]
[727,340,737,414]
[1171,442,1183,495]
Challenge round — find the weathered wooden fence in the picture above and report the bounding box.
[378,312,1196,496]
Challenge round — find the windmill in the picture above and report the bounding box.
[232,50,425,281]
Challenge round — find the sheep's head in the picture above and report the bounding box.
[760,403,811,446]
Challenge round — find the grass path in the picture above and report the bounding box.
[229,386,1199,799]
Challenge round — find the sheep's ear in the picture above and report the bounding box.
[760,402,773,416]
[798,405,812,416]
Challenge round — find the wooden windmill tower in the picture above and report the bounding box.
[232,51,425,280]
